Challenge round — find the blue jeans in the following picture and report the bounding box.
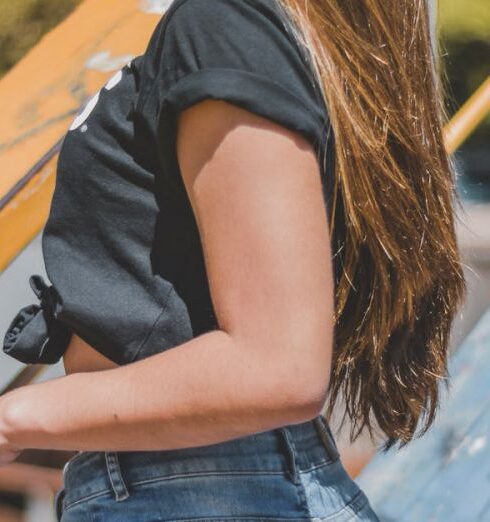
[54,415,379,521]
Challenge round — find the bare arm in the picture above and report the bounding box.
[0,100,334,457]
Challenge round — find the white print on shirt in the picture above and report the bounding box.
[69,68,125,131]
[85,51,135,73]
[140,0,174,14]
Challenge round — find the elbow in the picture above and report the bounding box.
[257,345,331,426]
[286,379,329,424]
[0,391,29,449]
[305,381,330,419]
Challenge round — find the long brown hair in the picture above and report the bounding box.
[276,0,467,448]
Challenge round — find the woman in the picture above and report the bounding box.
[1,0,466,520]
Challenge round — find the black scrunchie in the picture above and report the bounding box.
[3,275,72,365]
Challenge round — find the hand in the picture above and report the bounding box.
[0,391,25,466]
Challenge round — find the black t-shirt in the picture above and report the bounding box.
[3,0,333,366]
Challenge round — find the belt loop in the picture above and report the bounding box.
[277,427,300,485]
[104,451,130,501]
[313,415,340,462]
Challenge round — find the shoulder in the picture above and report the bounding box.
[143,0,330,160]
[160,0,294,36]
[163,0,283,18]
[153,0,312,83]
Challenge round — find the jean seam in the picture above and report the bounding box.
[299,459,338,473]
[158,515,323,522]
[94,458,338,493]
[62,488,112,513]
[159,515,323,522]
[61,491,369,522]
[129,469,286,489]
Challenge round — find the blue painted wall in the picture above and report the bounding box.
[357,307,490,521]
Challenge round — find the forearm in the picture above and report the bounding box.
[2,330,325,453]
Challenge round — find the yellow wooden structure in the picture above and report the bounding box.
[0,0,167,271]
[445,76,490,154]
[1,0,489,273]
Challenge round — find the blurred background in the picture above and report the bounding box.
[0,0,488,520]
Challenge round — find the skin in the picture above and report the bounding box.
[0,99,334,464]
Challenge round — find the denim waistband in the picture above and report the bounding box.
[58,415,340,513]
